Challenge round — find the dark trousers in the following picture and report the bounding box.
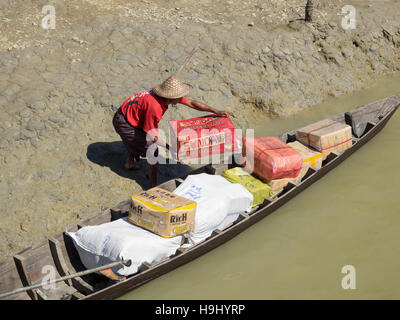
[112,109,158,160]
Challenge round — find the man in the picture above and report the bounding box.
[112,76,230,188]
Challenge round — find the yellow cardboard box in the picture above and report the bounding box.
[129,187,196,238]
[295,119,352,159]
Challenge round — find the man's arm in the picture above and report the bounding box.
[147,134,177,155]
[150,135,168,149]
[181,99,231,117]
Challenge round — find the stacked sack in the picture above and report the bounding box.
[66,218,183,276]
[67,174,254,276]
[173,173,253,245]
[128,174,254,245]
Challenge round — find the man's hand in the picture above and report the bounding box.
[215,110,231,118]
[183,99,231,118]
[165,143,178,160]
[169,149,178,160]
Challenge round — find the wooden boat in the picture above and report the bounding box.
[1,93,399,300]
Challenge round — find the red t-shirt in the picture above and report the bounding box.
[120,90,188,135]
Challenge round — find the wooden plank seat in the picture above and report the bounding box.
[157,178,182,192]
[0,257,31,300]
[11,242,77,300]
[48,231,106,296]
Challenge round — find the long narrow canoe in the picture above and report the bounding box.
[1,93,399,300]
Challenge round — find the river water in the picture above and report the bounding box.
[119,73,400,300]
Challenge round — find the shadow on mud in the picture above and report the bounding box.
[86,141,193,190]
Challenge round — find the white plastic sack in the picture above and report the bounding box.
[67,218,183,276]
[173,173,253,245]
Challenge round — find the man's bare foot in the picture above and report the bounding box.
[124,156,140,170]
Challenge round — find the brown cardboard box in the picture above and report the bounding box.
[267,165,307,194]
[266,142,323,194]
[288,141,323,175]
[128,187,196,238]
[295,119,353,159]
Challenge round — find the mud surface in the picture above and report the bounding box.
[0,0,400,259]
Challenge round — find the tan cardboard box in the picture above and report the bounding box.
[267,165,307,194]
[287,141,323,174]
[266,142,323,194]
[295,119,353,159]
[128,187,196,238]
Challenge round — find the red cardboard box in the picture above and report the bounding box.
[169,115,237,161]
[242,136,303,181]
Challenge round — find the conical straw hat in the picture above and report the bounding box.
[153,45,198,99]
[152,76,193,99]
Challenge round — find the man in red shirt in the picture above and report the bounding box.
[112,76,230,188]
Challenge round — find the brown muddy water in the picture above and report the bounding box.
[118,73,400,300]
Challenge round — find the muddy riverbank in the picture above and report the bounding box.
[1,0,400,259]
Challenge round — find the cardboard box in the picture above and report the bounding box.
[266,143,323,194]
[242,136,303,181]
[295,119,352,159]
[266,165,308,194]
[169,115,238,161]
[128,187,196,238]
[222,167,273,207]
[288,141,323,175]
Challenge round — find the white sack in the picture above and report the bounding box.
[173,173,253,245]
[67,217,183,276]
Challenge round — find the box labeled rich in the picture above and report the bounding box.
[129,187,196,238]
